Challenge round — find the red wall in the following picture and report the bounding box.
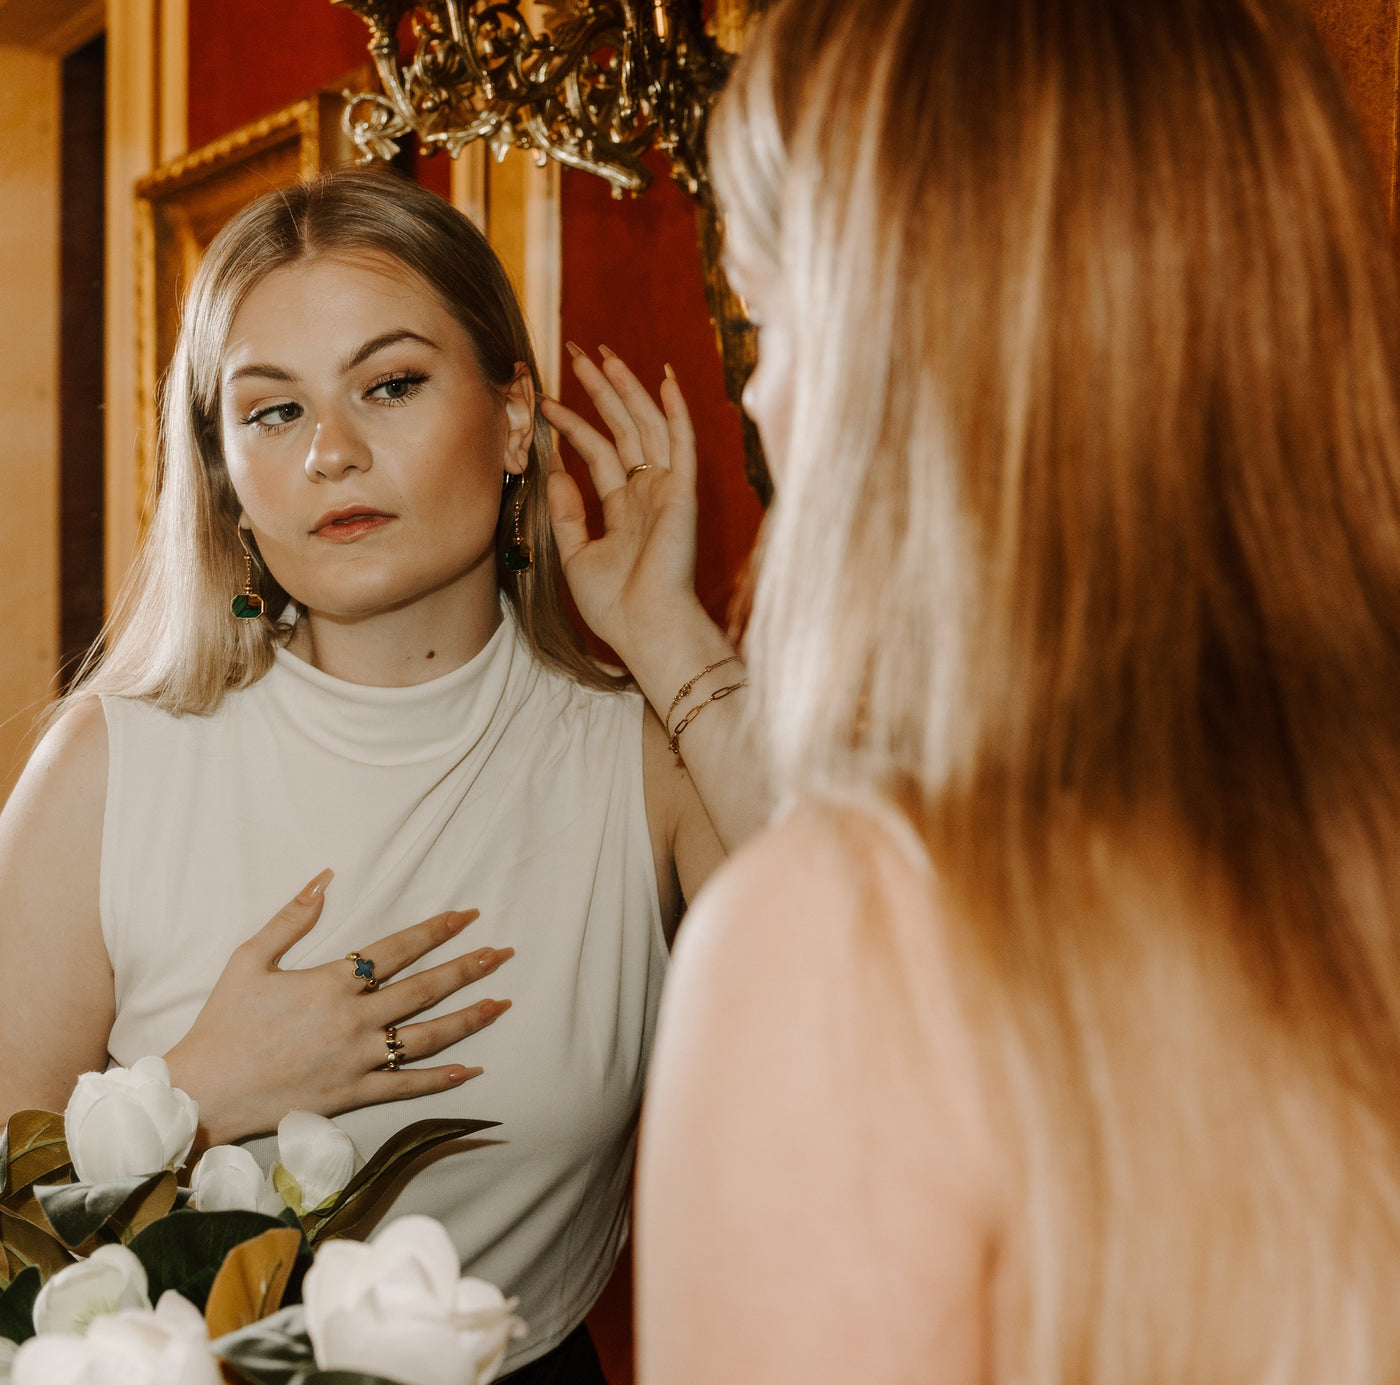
[185,4,763,641]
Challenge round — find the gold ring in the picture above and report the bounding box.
[384,1024,406,1071]
[625,463,652,479]
[346,951,379,992]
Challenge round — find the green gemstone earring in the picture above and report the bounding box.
[503,473,532,573]
[231,527,266,619]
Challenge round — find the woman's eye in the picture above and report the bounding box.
[366,373,428,404]
[243,402,302,431]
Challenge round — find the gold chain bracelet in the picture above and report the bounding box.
[668,680,749,757]
[664,654,740,732]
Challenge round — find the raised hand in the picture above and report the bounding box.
[540,345,703,665]
[163,870,512,1148]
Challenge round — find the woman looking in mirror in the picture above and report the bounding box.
[640,0,1400,1380]
[0,167,760,1381]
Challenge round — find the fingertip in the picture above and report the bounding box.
[450,1066,484,1084]
[566,340,584,359]
[664,362,677,382]
[547,447,565,475]
[296,867,334,906]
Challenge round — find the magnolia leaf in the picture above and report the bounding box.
[205,1227,303,1340]
[34,1173,167,1248]
[4,1188,61,1237]
[1,1111,70,1201]
[0,1209,74,1280]
[0,1265,40,1345]
[110,1169,179,1243]
[211,1304,314,1385]
[296,1374,418,1384]
[130,1209,297,1313]
[309,1118,498,1243]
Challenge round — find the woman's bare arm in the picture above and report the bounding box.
[542,349,769,864]
[0,697,114,1121]
[636,807,1003,1385]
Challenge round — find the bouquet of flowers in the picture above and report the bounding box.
[0,1058,524,1385]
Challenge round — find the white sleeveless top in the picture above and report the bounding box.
[99,611,667,1371]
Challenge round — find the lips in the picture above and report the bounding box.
[311,506,395,542]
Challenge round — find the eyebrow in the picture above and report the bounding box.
[224,329,442,387]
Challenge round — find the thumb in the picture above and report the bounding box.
[251,868,333,969]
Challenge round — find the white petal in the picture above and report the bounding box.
[67,1092,166,1183]
[314,1305,468,1385]
[276,1111,360,1211]
[32,1245,152,1336]
[190,1146,263,1213]
[370,1216,462,1303]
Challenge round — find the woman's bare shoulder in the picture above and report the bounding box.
[639,797,1002,1385]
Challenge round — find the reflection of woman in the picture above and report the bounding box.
[0,169,760,1380]
[641,0,1400,1380]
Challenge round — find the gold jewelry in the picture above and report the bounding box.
[231,528,266,619]
[346,951,379,992]
[668,680,748,757]
[384,1024,406,1071]
[664,655,740,731]
[625,463,653,479]
[503,473,532,572]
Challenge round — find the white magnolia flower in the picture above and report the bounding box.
[64,1057,200,1183]
[271,1110,361,1217]
[303,1215,526,1385]
[11,1291,220,1385]
[0,1337,17,1383]
[32,1244,151,1335]
[189,1144,283,1216]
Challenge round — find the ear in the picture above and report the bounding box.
[502,363,536,477]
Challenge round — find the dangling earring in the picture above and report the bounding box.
[231,528,266,619]
[503,473,533,572]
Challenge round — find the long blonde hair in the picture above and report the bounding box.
[67,168,616,716]
[714,0,1400,1377]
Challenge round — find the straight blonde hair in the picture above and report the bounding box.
[64,168,618,718]
[713,0,1400,1378]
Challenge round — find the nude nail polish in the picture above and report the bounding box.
[297,868,333,904]
[565,340,584,358]
[598,344,617,359]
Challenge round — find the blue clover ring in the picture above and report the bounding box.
[346,951,379,991]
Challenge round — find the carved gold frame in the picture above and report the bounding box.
[132,89,361,522]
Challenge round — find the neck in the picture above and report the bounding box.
[285,574,505,686]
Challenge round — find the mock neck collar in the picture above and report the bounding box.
[266,604,530,766]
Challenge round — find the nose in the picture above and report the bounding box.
[304,412,371,482]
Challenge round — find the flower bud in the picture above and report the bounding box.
[270,1110,360,1216]
[63,1057,199,1183]
[32,1245,151,1336]
[12,1291,219,1385]
[189,1144,283,1216]
[303,1215,526,1385]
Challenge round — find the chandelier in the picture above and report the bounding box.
[332,0,771,500]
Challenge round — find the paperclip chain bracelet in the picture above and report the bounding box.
[664,654,740,730]
[667,680,749,757]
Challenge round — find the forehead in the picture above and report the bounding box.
[222,251,463,366]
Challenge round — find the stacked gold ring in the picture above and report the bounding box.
[384,1024,406,1071]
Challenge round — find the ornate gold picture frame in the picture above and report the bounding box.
[133,89,362,520]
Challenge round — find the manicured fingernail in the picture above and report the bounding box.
[565,340,584,358]
[548,448,564,473]
[598,344,617,359]
[450,1066,483,1083]
[483,999,512,1022]
[297,868,333,904]
[664,363,677,381]
[448,910,475,933]
[477,948,497,967]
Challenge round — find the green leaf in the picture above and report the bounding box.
[296,1373,416,1384]
[34,1173,168,1248]
[308,1118,498,1243]
[211,1304,314,1385]
[130,1209,304,1314]
[0,1265,40,1345]
[1,1112,70,1202]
